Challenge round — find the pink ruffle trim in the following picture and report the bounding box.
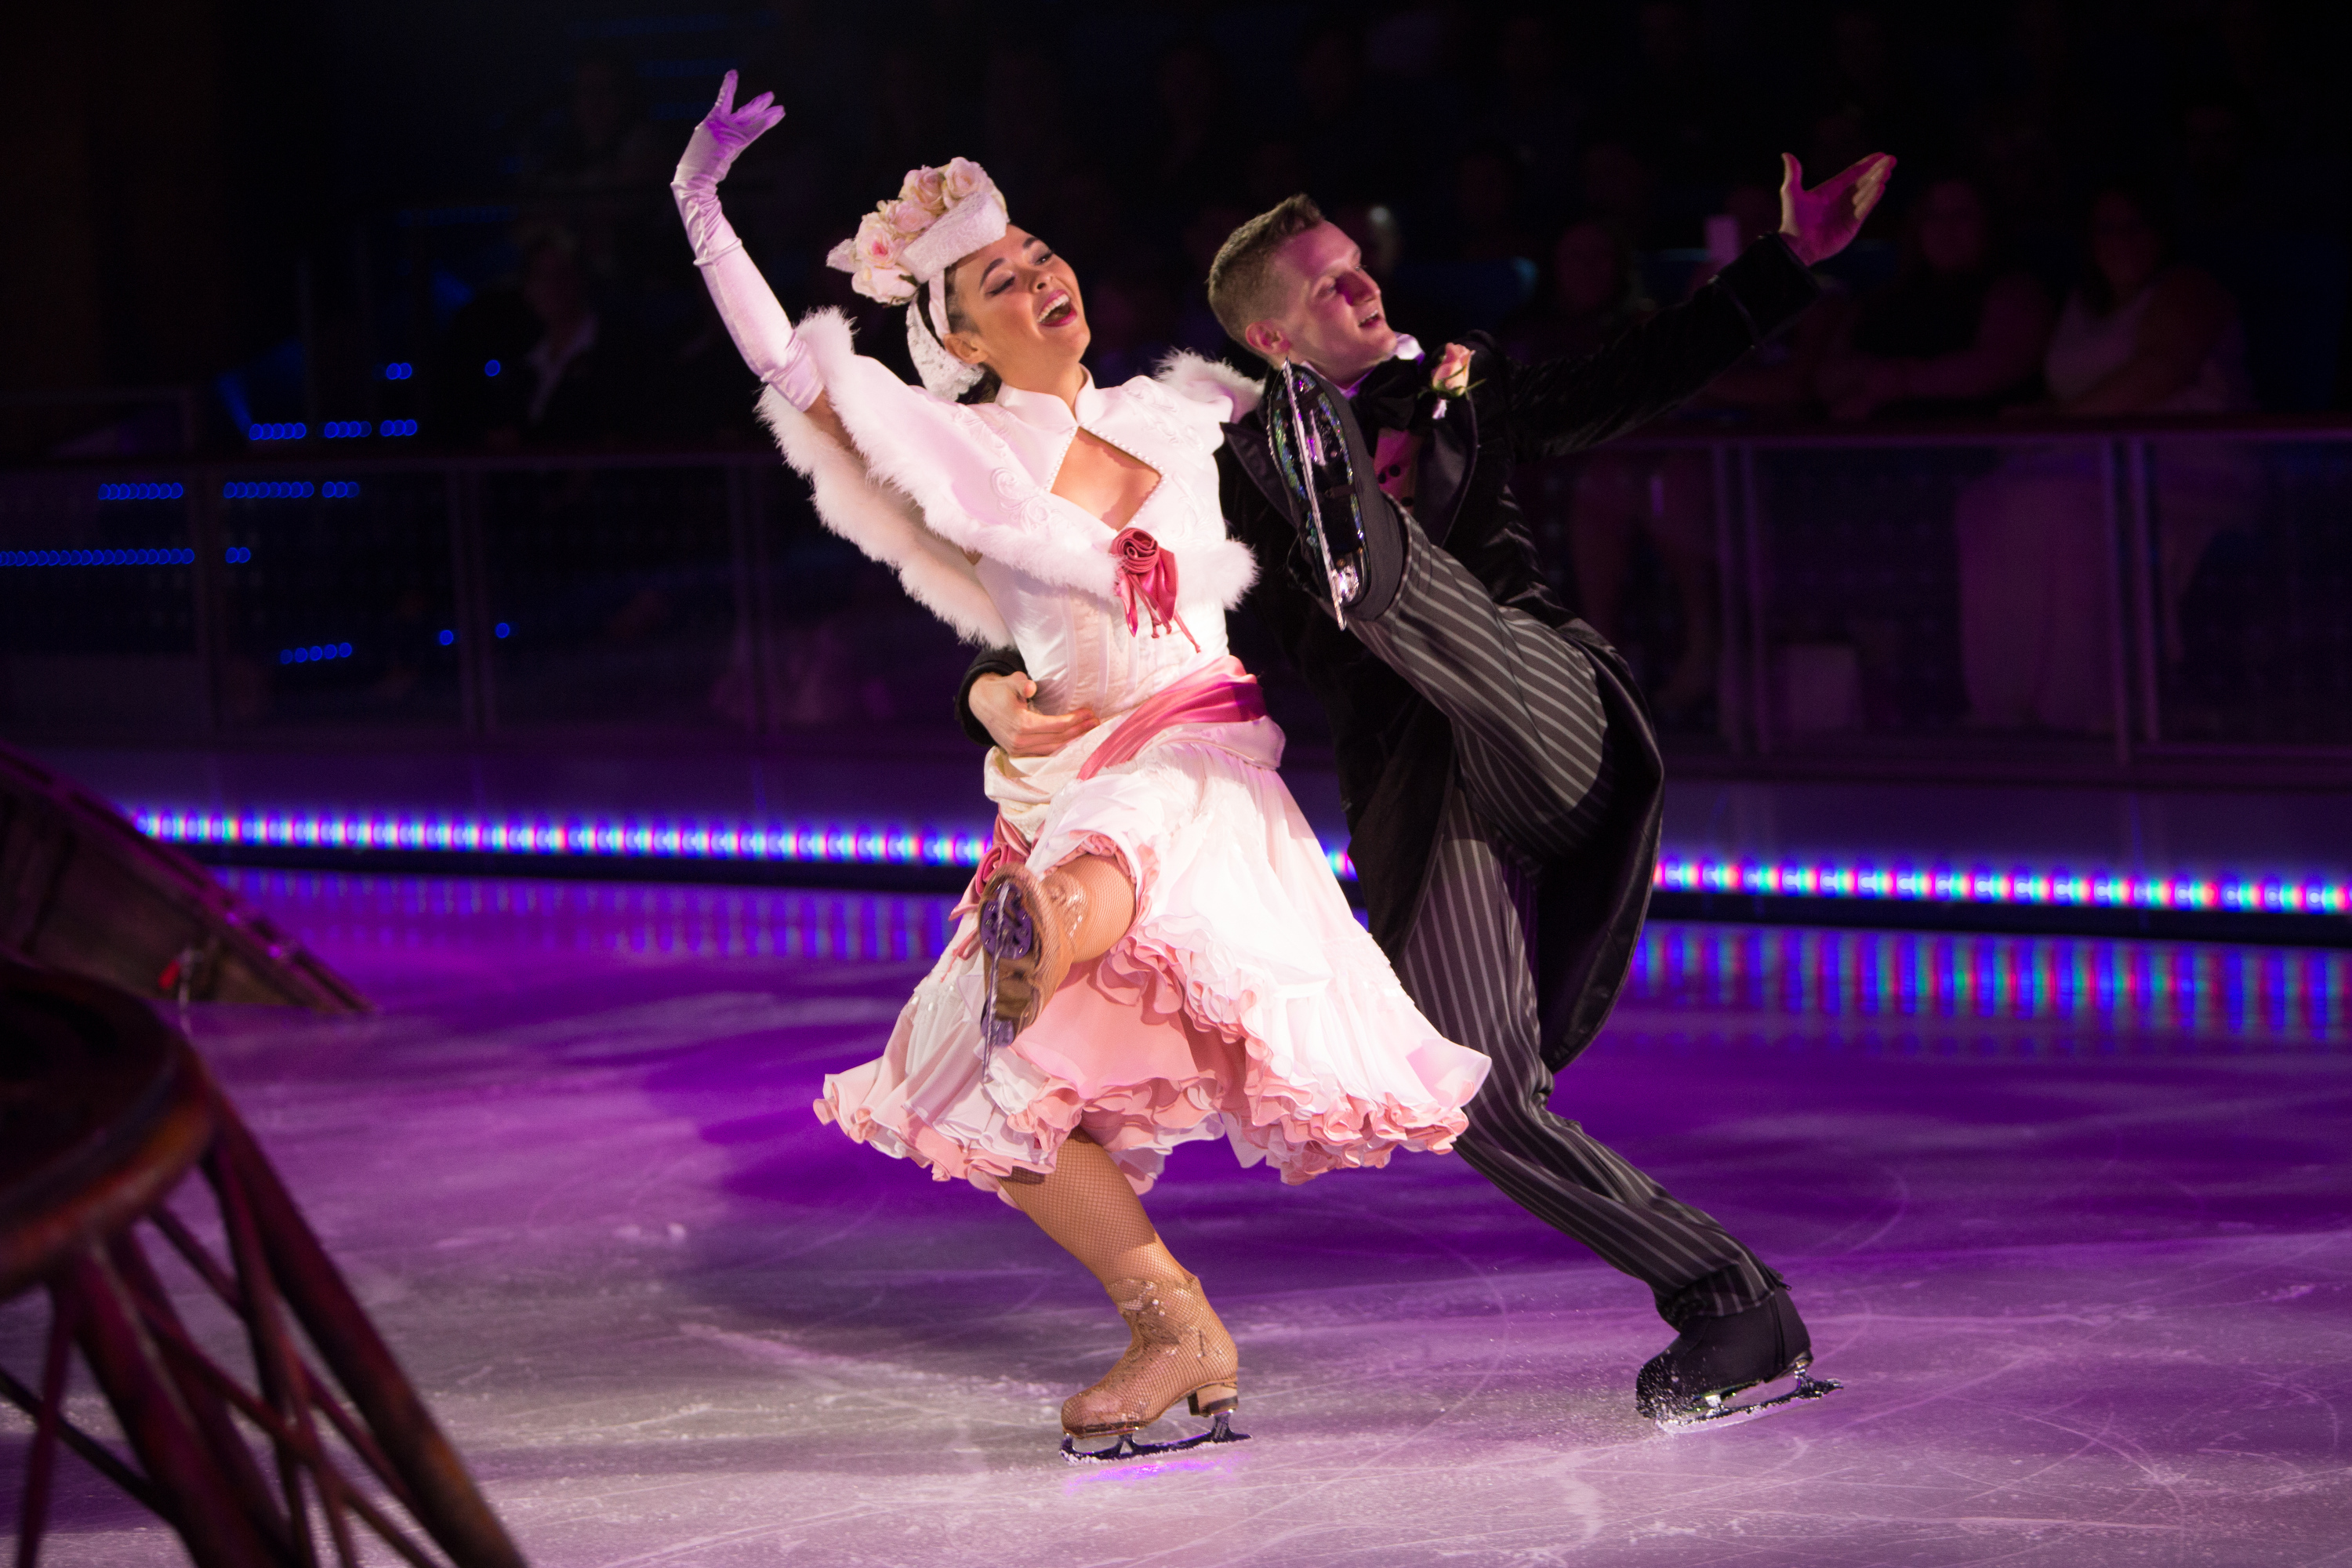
[815,929,1471,1197]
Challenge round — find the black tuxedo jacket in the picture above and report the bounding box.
[962,236,1820,1071]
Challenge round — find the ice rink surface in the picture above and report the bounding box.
[6,871,2350,1566]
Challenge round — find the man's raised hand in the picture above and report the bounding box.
[1777,151,1896,266]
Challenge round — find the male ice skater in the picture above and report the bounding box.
[962,151,1893,1425]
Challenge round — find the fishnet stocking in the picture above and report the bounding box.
[1004,1131,1182,1287]
[1005,1133,1239,1436]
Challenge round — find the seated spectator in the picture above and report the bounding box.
[1502,220,1650,365]
[1815,176,2054,420]
[492,234,637,447]
[522,53,665,195]
[1506,222,1717,721]
[1955,184,2256,731]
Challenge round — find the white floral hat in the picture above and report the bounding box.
[825,158,1008,398]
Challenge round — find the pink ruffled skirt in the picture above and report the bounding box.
[814,711,1490,1198]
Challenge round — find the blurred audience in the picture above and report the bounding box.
[1816,177,2054,421]
[1955,184,2256,731]
[427,4,2339,453]
[1502,221,1718,718]
[521,54,666,196]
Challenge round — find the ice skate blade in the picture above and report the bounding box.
[1061,1410,1250,1465]
[1652,1370,1842,1435]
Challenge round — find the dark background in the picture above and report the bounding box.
[5,0,2346,457]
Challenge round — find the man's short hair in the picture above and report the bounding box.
[1207,194,1325,354]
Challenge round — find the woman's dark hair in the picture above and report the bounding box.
[927,259,1003,404]
[2078,180,2173,315]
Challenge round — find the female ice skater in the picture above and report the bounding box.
[672,75,1488,1459]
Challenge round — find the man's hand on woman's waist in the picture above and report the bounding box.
[970,673,1099,756]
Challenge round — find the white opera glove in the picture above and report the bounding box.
[670,71,823,411]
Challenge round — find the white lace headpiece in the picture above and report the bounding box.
[824,158,1008,400]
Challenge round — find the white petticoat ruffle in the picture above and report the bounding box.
[815,714,1490,1198]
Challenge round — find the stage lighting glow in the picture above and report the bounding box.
[384,363,413,380]
[203,873,2352,1042]
[120,807,2351,917]
[96,482,186,501]
[2,547,198,568]
[382,419,419,436]
[437,630,455,645]
[224,481,315,499]
[129,806,1359,880]
[324,421,372,438]
[485,360,501,377]
[226,546,252,563]
[279,643,354,665]
[495,622,511,637]
[249,423,308,441]
[321,481,361,498]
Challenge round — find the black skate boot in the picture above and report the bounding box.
[1635,1288,1839,1432]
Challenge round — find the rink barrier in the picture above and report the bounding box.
[126,804,2352,919]
[9,415,2350,764]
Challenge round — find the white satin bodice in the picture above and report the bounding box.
[970,376,1236,720]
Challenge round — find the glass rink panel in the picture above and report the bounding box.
[0,470,205,735]
[218,468,464,730]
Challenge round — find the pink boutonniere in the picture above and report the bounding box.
[1427,342,1476,419]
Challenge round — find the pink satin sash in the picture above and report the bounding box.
[1076,655,1267,781]
[950,659,1266,956]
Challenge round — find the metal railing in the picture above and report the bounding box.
[1515,414,2352,766]
[4,416,2349,769]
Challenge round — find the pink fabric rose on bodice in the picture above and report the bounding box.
[1110,528,1198,652]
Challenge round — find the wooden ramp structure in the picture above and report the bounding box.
[0,741,364,1011]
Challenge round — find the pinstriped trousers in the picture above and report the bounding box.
[1351,521,1784,1328]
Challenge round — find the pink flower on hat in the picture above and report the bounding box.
[941,158,988,204]
[900,165,946,209]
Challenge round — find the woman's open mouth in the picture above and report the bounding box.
[1038,291,1077,328]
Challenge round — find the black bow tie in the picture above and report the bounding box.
[1347,355,1432,434]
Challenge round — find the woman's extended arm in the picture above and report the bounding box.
[671,73,851,448]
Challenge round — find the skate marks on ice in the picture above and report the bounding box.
[9,876,2350,1566]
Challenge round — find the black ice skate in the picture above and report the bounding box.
[1635,1288,1840,1432]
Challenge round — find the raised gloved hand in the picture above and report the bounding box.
[670,72,822,410]
[672,71,786,264]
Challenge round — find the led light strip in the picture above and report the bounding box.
[126,808,2346,915]
[1654,853,2349,917]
